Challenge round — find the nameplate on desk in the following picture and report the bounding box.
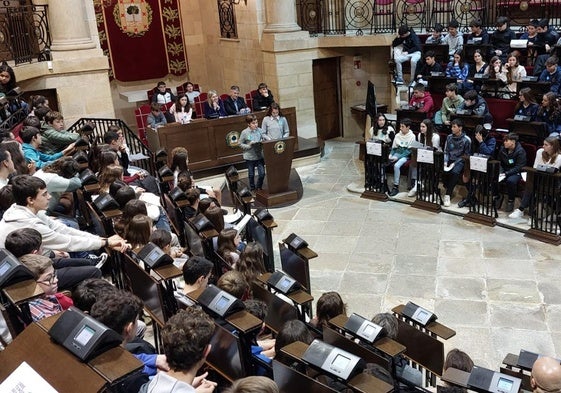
[366,141,382,157]
[522,76,538,82]
[417,148,434,164]
[430,72,446,77]
[470,155,488,173]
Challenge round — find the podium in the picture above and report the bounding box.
[256,136,298,207]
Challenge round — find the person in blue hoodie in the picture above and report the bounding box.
[538,56,561,95]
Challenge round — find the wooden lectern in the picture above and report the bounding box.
[256,137,298,207]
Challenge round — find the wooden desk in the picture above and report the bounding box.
[392,304,456,340]
[506,119,547,144]
[2,279,43,305]
[441,367,470,387]
[396,108,427,131]
[151,107,298,172]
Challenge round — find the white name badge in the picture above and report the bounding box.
[366,141,382,156]
[417,148,434,164]
[470,155,488,173]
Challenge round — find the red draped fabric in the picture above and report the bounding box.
[93,0,188,82]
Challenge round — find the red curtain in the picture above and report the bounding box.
[94,0,188,82]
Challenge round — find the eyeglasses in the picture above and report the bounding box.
[37,272,57,285]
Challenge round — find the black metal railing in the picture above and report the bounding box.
[296,0,559,36]
[67,118,156,177]
[0,4,51,64]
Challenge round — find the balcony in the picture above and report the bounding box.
[0,4,51,65]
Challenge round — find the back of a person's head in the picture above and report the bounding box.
[275,319,313,354]
[237,242,266,284]
[204,206,225,232]
[371,312,399,340]
[23,115,41,129]
[182,256,213,285]
[444,348,474,372]
[103,130,119,144]
[19,253,52,279]
[90,290,142,336]
[113,185,136,208]
[217,270,249,299]
[0,185,14,212]
[11,175,46,206]
[125,214,152,248]
[398,25,409,35]
[73,278,116,313]
[244,299,268,320]
[161,308,215,372]
[225,376,279,393]
[20,126,40,144]
[464,90,478,101]
[316,291,346,327]
[149,229,172,250]
[5,228,42,257]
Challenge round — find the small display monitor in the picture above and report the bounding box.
[302,339,364,382]
[198,285,245,318]
[331,354,351,371]
[0,249,34,287]
[267,271,298,294]
[497,377,513,392]
[344,313,383,344]
[74,325,96,346]
[0,260,11,276]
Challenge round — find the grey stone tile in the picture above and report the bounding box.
[489,303,547,331]
[437,257,486,277]
[340,272,388,295]
[484,258,535,280]
[309,270,343,292]
[314,235,358,254]
[482,241,531,260]
[443,327,493,368]
[387,274,436,298]
[395,237,439,257]
[436,277,486,300]
[347,253,395,274]
[551,333,561,357]
[538,280,561,305]
[329,208,368,223]
[293,206,334,221]
[486,279,540,303]
[353,236,397,254]
[281,220,328,236]
[393,255,437,276]
[434,299,488,326]
[309,252,349,272]
[545,305,561,332]
[439,241,482,259]
[341,293,384,320]
[491,328,555,367]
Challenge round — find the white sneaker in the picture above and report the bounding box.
[443,195,450,207]
[508,209,523,219]
[408,183,417,197]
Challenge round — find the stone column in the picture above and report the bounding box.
[48,0,96,51]
[263,0,301,33]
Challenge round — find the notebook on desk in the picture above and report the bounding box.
[510,39,528,48]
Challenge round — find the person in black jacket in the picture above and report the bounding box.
[415,51,443,86]
[224,85,249,115]
[392,25,422,85]
[252,82,275,111]
[490,16,516,62]
[496,133,527,212]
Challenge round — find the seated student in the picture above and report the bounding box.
[252,82,275,111]
[261,103,289,140]
[409,119,441,197]
[537,91,561,135]
[440,349,474,392]
[169,146,220,202]
[5,228,102,291]
[503,53,527,95]
[184,81,200,103]
[438,83,464,126]
[125,214,152,254]
[458,124,497,208]
[392,25,422,85]
[0,145,15,188]
[34,156,81,218]
[217,228,241,268]
[482,56,508,97]
[490,16,516,62]
[514,87,539,120]
[387,118,416,197]
[445,50,470,86]
[168,94,192,124]
[21,126,75,169]
[408,83,434,118]
[467,18,489,44]
[275,319,314,358]
[443,20,463,59]
[224,85,250,115]
[181,255,213,295]
[368,113,395,143]
[217,270,250,300]
[19,254,73,322]
[310,291,346,332]
[204,90,227,119]
[40,111,80,155]
[496,133,527,213]
[537,18,559,55]
[236,242,266,287]
[522,19,541,64]
[226,377,278,393]
[538,56,561,94]
[104,128,160,195]
[509,136,561,221]
[414,51,443,87]
[150,229,187,261]
[464,49,488,92]
[142,308,217,393]
[458,89,493,124]
[151,81,176,105]
[0,175,127,253]
[371,312,422,387]
[243,299,276,365]
[425,23,445,45]
[90,290,170,390]
[146,102,167,128]
[181,186,200,221]
[442,119,471,207]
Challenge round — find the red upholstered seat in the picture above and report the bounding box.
[193,92,208,117]
[134,103,151,146]
[486,98,517,130]
[245,90,257,112]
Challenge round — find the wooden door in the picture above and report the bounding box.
[313,57,342,140]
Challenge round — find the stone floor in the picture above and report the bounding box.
[260,138,561,371]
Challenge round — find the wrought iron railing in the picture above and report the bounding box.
[67,118,156,177]
[296,0,560,36]
[0,4,51,65]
